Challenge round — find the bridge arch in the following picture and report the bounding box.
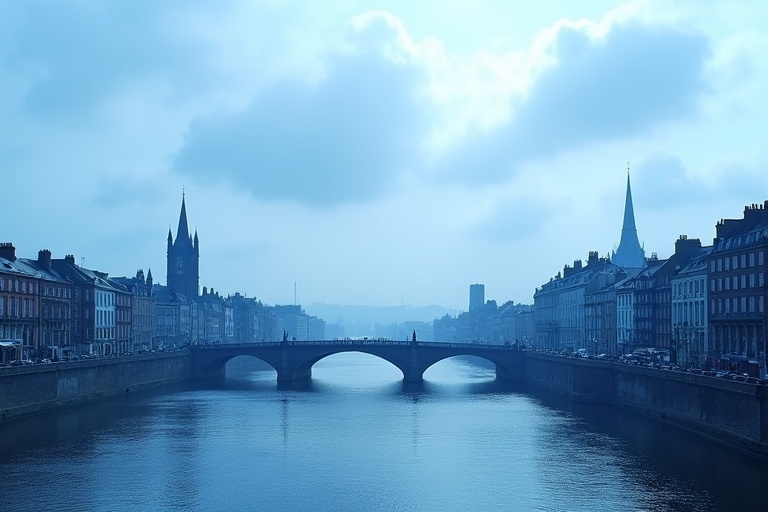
[292,349,410,381]
[192,346,284,379]
[419,353,518,382]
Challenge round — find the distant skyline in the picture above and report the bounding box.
[2,0,766,311]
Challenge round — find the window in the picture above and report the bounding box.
[741,297,746,313]
[725,258,730,271]
[760,296,764,313]
[733,256,738,269]
[741,254,746,268]
[710,260,716,272]
[733,276,738,289]
[741,275,746,289]
[750,274,755,288]
[725,278,730,290]
[710,279,715,292]
[749,297,755,313]
[750,253,755,267]
[760,251,765,266]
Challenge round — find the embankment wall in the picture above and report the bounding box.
[0,352,192,422]
[522,352,768,458]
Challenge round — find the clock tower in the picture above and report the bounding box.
[166,193,200,299]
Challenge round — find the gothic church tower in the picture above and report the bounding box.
[166,193,200,299]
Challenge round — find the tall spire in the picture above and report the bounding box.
[176,192,190,243]
[611,166,645,268]
[621,171,636,232]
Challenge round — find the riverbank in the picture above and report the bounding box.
[521,352,768,460]
[0,351,191,422]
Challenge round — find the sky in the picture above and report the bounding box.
[1,0,766,312]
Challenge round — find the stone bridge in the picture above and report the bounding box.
[191,340,524,383]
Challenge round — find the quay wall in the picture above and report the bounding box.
[522,352,768,458]
[0,351,192,422]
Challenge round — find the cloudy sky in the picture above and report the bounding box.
[2,0,766,311]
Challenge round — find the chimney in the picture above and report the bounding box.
[674,235,701,259]
[0,243,17,262]
[136,269,145,283]
[38,249,52,267]
[64,254,75,265]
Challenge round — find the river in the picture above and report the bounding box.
[1,353,767,511]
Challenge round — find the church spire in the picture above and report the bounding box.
[611,166,645,269]
[176,192,190,243]
[621,171,636,232]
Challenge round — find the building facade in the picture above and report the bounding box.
[0,244,40,360]
[707,201,768,373]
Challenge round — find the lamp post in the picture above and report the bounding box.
[763,335,767,380]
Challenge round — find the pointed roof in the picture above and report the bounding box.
[177,193,190,242]
[621,173,636,232]
[612,170,646,269]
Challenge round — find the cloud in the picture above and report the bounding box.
[632,150,768,210]
[4,1,179,116]
[632,153,701,208]
[468,195,556,242]
[91,174,167,207]
[173,38,430,207]
[435,20,710,182]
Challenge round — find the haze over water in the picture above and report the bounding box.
[1,354,766,511]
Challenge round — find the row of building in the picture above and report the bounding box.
[532,177,767,371]
[435,179,766,373]
[0,196,325,362]
[433,283,535,346]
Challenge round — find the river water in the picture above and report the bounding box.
[1,353,767,511]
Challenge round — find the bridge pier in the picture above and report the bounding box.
[403,369,423,383]
[277,367,311,382]
[495,364,521,382]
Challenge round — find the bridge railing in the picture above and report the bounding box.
[193,341,516,351]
